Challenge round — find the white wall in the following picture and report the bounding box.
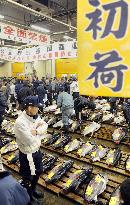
[25,59,55,79]
[0,62,12,77]
[0,60,56,78]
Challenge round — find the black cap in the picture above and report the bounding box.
[23,96,40,108]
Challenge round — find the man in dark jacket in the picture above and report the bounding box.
[0,154,30,205]
[15,79,23,96]
[120,178,130,205]
[0,83,8,127]
[37,81,46,104]
[17,81,33,110]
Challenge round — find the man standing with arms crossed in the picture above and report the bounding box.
[14,96,48,204]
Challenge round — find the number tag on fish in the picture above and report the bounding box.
[91,151,96,157]
[66,179,72,187]
[95,175,102,183]
[75,170,82,175]
[126,162,130,169]
[77,149,82,154]
[8,154,14,161]
[64,145,69,151]
[108,157,113,163]
[10,141,16,145]
[86,186,93,196]
[109,197,118,205]
[55,140,60,145]
[48,172,54,179]
[99,145,104,150]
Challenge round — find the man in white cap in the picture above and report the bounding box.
[14,96,48,203]
[0,153,30,205]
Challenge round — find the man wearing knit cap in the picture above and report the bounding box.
[14,96,48,203]
[0,153,30,205]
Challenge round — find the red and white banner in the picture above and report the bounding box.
[0,41,77,62]
[0,22,50,45]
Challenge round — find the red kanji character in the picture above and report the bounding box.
[17,29,26,38]
[4,26,15,35]
[39,34,47,43]
[28,32,38,41]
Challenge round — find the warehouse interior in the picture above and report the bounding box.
[0,1,130,205]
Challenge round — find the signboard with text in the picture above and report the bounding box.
[78,0,130,97]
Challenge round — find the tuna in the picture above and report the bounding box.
[90,112,103,122]
[44,105,57,112]
[42,154,58,173]
[47,117,57,126]
[44,133,61,146]
[42,134,53,144]
[55,108,62,115]
[102,113,114,122]
[77,141,96,157]
[1,141,18,154]
[112,128,127,144]
[85,173,108,203]
[82,122,101,136]
[64,139,82,153]
[125,155,130,172]
[63,165,93,194]
[109,186,121,205]
[45,160,73,184]
[0,137,11,148]
[53,134,71,149]
[90,145,108,162]
[53,120,63,128]
[106,148,121,166]
[70,121,80,132]
[8,152,19,164]
[114,114,125,124]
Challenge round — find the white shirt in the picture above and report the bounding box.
[70,81,79,95]
[14,111,48,154]
[10,84,15,95]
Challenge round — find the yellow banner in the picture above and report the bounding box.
[78,0,130,97]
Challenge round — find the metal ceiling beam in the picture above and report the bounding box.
[5,0,77,30]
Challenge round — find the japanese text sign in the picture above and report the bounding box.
[0,22,50,45]
[78,0,130,97]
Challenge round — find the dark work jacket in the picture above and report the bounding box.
[15,83,23,96]
[37,85,46,103]
[0,171,30,205]
[0,91,7,114]
[17,86,33,103]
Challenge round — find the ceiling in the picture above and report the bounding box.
[0,0,77,46]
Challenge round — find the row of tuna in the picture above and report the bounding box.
[42,133,130,171]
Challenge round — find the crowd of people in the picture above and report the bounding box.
[0,76,130,205]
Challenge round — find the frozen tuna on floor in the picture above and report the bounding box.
[42,154,58,173]
[53,133,71,149]
[45,160,73,184]
[63,165,93,193]
[77,141,96,157]
[106,148,121,167]
[85,173,108,203]
[64,139,82,153]
[90,145,109,162]
[109,186,121,205]
[1,141,18,154]
[82,122,101,136]
[112,128,127,144]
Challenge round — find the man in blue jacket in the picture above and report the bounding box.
[57,86,74,133]
[0,154,30,205]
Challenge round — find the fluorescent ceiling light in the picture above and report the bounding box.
[31,25,50,33]
[64,35,70,40]
[0,14,4,19]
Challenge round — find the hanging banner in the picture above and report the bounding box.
[0,41,77,62]
[78,0,130,97]
[0,22,50,45]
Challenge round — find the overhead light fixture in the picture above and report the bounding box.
[31,25,50,33]
[64,35,70,40]
[0,14,4,19]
